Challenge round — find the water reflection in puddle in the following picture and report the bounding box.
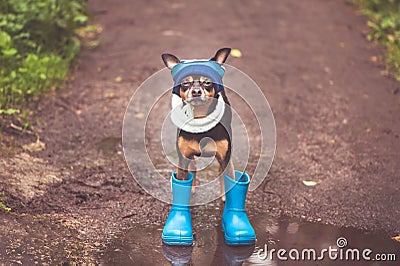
[102,214,399,265]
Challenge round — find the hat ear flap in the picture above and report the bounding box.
[210,48,231,64]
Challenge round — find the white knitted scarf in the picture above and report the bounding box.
[170,93,225,133]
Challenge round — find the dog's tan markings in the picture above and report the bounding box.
[200,76,210,83]
[177,136,201,180]
[215,139,229,160]
[189,160,197,192]
[179,90,187,100]
[206,90,215,98]
[179,76,194,101]
[200,76,214,94]
[218,157,234,202]
[177,136,201,157]
[200,140,217,155]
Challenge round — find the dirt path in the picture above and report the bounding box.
[1,0,400,264]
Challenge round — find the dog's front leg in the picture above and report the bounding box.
[177,149,197,181]
[188,160,197,193]
[218,160,235,202]
[177,158,190,181]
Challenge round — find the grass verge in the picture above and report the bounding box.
[0,0,89,118]
[355,0,400,80]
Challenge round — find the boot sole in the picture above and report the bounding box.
[222,222,256,246]
[162,234,193,246]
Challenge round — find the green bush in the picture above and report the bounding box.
[356,0,400,80]
[0,0,88,112]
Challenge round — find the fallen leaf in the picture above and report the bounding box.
[170,3,184,9]
[162,30,182,36]
[0,201,11,212]
[380,69,389,76]
[134,113,145,119]
[365,127,372,133]
[392,235,400,242]
[23,139,46,152]
[104,92,115,99]
[95,25,103,34]
[114,76,123,83]
[302,180,318,187]
[230,49,242,58]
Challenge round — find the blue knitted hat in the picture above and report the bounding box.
[171,60,225,96]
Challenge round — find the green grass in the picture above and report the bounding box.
[355,0,400,80]
[0,0,88,115]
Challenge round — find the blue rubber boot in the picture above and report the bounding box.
[222,171,256,245]
[162,172,194,246]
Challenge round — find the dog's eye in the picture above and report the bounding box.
[181,81,192,90]
[202,81,213,88]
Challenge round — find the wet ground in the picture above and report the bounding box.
[102,209,400,265]
[1,0,400,264]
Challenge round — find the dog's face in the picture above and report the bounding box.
[179,75,215,106]
[161,48,231,103]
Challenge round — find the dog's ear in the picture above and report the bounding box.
[210,48,231,64]
[162,53,180,69]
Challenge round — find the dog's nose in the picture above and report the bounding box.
[191,88,202,97]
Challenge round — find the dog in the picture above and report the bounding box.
[162,48,234,200]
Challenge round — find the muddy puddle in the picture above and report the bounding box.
[97,137,122,156]
[102,211,399,265]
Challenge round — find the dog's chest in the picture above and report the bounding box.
[177,135,229,158]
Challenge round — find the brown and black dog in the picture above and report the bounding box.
[162,48,234,199]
